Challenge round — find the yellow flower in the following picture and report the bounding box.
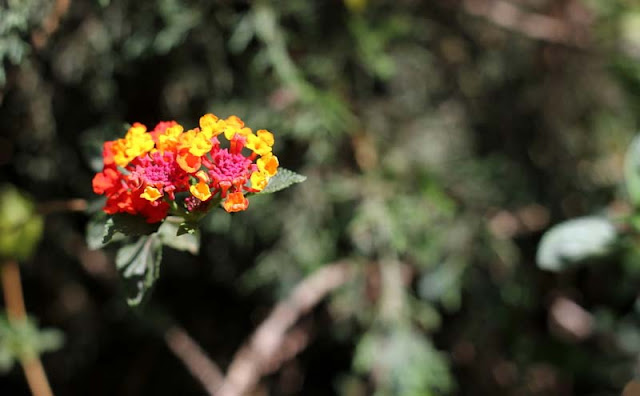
[195,170,210,183]
[256,129,274,146]
[246,133,272,156]
[112,123,155,167]
[257,153,279,177]
[223,116,252,140]
[250,171,269,191]
[157,124,183,152]
[199,113,225,139]
[140,186,162,202]
[189,132,213,156]
[190,181,212,201]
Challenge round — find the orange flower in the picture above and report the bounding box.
[190,181,212,201]
[223,192,249,212]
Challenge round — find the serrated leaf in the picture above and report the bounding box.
[259,168,306,194]
[86,212,118,250]
[536,216,617,272]
[157,219,200,254]
[625,135,640,207]
[115,235,163,306]
[103,213,161,244]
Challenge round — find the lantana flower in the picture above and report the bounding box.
[92,113,279,223]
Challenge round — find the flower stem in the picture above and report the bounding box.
[1,260,54,396]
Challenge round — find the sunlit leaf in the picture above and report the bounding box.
[259,168,306,194]
[536,216,617,272]
[157,219,200,254]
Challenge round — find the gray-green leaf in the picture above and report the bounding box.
[115,235,163,306]
[157,219,200,254]
[259,168,306,194]
[103,213,161,245]
[536,216,617,272]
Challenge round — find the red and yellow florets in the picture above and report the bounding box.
[92,114,279,223]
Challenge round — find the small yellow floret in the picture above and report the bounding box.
[199,113,225,139]
[257,153,279,177]
[190,181,212,201]
[246,133,272,156]
[178,129,197,149]
[250,171,269,191]
[157,124,183,152]
[113,123,155,167]
[140,186,162,202]
[223,116,249,140]
[256,129,275,146]
[225,115,244,128]
[195,170,210,183]
[199,113,218,129]
[189,132,213,156]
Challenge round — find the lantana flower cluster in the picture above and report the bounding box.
[92,114,279,223]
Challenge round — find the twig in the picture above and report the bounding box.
[1,260,54,396]
[461,0,589,48]
[261,323,311,376]
[31,0,71,50]
[38,199,88,215]
[164,325,225,395]
[217,260,355,396]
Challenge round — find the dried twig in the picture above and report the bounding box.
[461,0,589,48]
[164,325,225,395]
[38,199,88,215]
[31,0,71,49]
[1,260,55,396]
[216,261,355,396]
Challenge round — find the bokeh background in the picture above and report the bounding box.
[2,0,640,395]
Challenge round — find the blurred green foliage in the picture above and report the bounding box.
[3,0,640,395]
[0,185,43,261]
[0,315,63,373]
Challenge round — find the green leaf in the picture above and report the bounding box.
[353,327,452,395]
[177,222,198,236]
[157,219,200,254]
[116,235,163,306]
[103,213,161,244]
[625,135,640,206]
[259,168,307,194]
[0,315,64,373]
[86,212,121,250]
[536,216,617,272]
[0,185,44,261]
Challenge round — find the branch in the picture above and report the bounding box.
[38,199,88,215]
[164,325,225,395]
[1,260,54,396]
[461,0,589,48]
[216,261,355,396]
[31,0,71,49]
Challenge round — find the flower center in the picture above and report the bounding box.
[208,149,253,184]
